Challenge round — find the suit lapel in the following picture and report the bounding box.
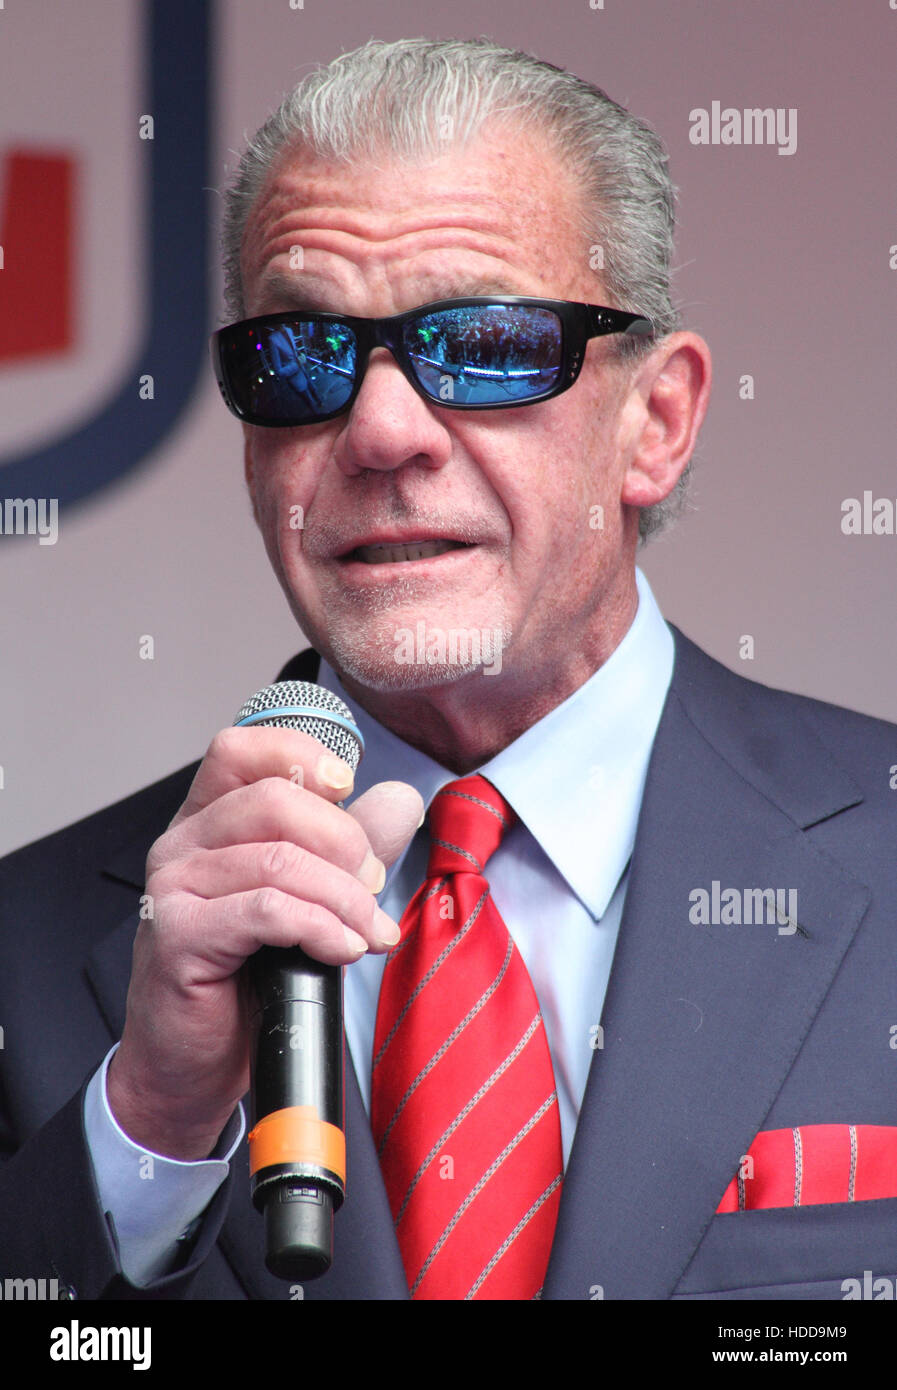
[86,911,141,1042]
[543,628,870,1299]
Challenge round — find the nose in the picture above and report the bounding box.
[329,347,453,478]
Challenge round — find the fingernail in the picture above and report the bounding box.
[417,806,426,829]
[374,908,401,947]
[359,850,386,894]
[318,754,354,791]
[343,926,368,956]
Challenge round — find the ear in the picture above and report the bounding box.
[618,332,712,509]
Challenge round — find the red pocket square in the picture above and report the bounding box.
[717,1125,897,1212]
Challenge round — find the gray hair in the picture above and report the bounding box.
[221,37,689,542]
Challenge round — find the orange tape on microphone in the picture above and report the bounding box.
[248,1105,346,1184]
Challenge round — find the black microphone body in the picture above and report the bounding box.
[233,681,365,1282]
[247,945,343,1282]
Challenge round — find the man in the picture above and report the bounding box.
[266,322,324,412]
[1,37,895,1302]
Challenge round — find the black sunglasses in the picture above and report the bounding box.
[210,295,654,427]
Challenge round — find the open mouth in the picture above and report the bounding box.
[346,539,470,564]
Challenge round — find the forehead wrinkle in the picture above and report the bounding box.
[246,201,536,266]
[251,153,552,232]
[242,207,531,308]
[243,152,576,261]
[241,136,589,310]
[246,228,548,316]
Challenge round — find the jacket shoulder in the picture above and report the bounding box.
[0,761,199,891]
[670,623,896,738]
[668,624,896,810]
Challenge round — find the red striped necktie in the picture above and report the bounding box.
[371,774,563,1300]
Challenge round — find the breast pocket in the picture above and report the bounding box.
[673,1197,897,1299]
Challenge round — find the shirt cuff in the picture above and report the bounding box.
[83,1042,246,1287]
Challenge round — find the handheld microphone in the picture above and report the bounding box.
[233,680,365,1282]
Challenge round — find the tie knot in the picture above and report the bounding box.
[425,775,515,878]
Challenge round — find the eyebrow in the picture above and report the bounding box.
[253,270,527,315]
[420,273,527,300]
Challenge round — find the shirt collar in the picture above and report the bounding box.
[316,566,673,921]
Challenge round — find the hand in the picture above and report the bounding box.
[106,727,423,1159]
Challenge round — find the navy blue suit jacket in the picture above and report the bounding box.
[1,627,895,1299]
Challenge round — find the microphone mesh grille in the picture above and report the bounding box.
[233,680,363,770]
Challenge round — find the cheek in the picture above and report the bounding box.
[248,437,322,544]
[503,416,598,560]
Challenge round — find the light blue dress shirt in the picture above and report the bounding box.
[85,566,674,1285]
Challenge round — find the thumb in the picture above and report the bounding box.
[346,781,425,869]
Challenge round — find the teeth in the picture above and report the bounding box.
[355,539,461,564]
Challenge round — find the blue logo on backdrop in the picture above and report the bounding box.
[0,0,212,512]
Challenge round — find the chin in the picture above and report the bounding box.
[324,621,512,693]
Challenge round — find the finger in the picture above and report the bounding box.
[155,841,401,951]
[174,726,357,825]
[152,777,383,889]
[347,781,425,867]
[168,888,382,970]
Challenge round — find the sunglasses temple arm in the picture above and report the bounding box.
[585,305,654,338]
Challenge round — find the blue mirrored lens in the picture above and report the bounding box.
[225,320,357,421]
[405,304,562,404]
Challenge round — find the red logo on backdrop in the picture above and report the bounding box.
[0,148,76,363]
[0,2,210,510]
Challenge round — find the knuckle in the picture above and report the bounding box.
[145,860,176,899]
[135,890,193,956]
[206,726,239,763]
[250,885,286,923]
[259,839,300,882]
[149,844,205,897]
[253,775,293,813]
[146,828,177,879]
